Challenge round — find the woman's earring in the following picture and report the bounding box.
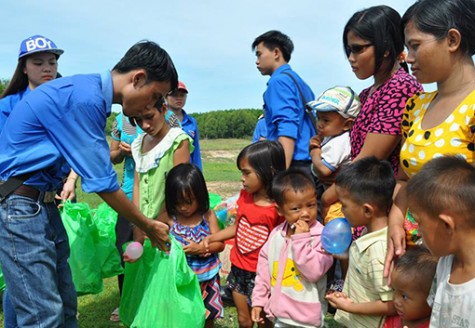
[398,51,407,64]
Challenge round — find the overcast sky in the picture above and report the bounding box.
[1,0,432,113]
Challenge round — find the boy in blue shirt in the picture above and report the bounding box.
[252,30,315,170]
[166,81,203,170]
[0,40,176,328]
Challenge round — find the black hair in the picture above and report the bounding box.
[393,246,437,292]
[406,156,475,225]
[272,169,316,207]
[165,163,209,217]
[343,5,408,75]
[252,30,294,63]
[1,54,60,98]
[128,96,166,127]
[113,40,178,89]
[2,59,28,98]
[402,0,475,56]
[335,156,396,212]
[236,140,286,198]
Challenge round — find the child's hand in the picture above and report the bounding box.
[293,219,310,234]
[251,307,265,324]
[119,141,132,157]
[202,236,210,248]
[325,292,352,311]
[123,252,138,263]
[59,178,76,204]
[124,230,146,263]
[122,240,145,263]
[183,239,205,255]
[309,135,323,152]
[331,251,349,261]
[198,240,211,257]
[201,236,213,253]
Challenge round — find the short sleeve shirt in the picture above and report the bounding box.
[230,189,284,272]
[400,90,475,177]
[335,227,393,328]
[428,255,475,327]
[351,68,423,174]
[132,128,193,219]
[320,131,351,172]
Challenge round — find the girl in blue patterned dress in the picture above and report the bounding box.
[165,163,225,328]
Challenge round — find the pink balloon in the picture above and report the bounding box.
[125,242,143,260]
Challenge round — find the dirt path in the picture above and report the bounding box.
[207,181,241,200]
[202,150,236,159]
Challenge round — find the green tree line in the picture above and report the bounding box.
[192,108,263,139]
[0,79,8,95]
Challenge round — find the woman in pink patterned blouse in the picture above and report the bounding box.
[320,5,422,238]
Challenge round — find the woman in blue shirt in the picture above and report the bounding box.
[0,36,77,203]
[1,35,63,129]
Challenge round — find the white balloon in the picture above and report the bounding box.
[125,241,144,260]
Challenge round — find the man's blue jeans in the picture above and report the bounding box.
[0,194,78,328]
[3,289,18,328]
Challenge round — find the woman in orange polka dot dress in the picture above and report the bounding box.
[385,0,475,277]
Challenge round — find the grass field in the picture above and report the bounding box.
[0,138,340,327]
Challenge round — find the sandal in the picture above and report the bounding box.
[110,307,120,322]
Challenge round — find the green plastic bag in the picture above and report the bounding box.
[131,236,205,328]
[0,263,5,291]
[119,239,156,327]
[93,203,123,278]
[208,192,222,209]
[61,201,103,295]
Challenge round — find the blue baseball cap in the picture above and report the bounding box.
[18,35,64,60]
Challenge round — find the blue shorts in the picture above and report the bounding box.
[226,265,256,302]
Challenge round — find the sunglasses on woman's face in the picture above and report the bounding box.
[345,43,372,56]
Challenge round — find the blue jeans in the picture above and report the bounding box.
[0,194,78,328]
[3,289,18,328]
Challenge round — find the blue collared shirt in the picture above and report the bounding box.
[252,117,267,143]
[263,64,315,161]
[0,72,119,193]
[181,110,202,170]
[0,87,31,131]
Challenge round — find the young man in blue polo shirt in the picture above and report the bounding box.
[166,81,203,170]
[0,40,177,328]
[252,30,316,170]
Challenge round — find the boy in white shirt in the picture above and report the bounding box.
[406,156,475,327]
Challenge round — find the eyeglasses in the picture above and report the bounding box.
[345,43,372,56]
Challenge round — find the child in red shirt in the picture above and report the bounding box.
[204,141,286,327]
